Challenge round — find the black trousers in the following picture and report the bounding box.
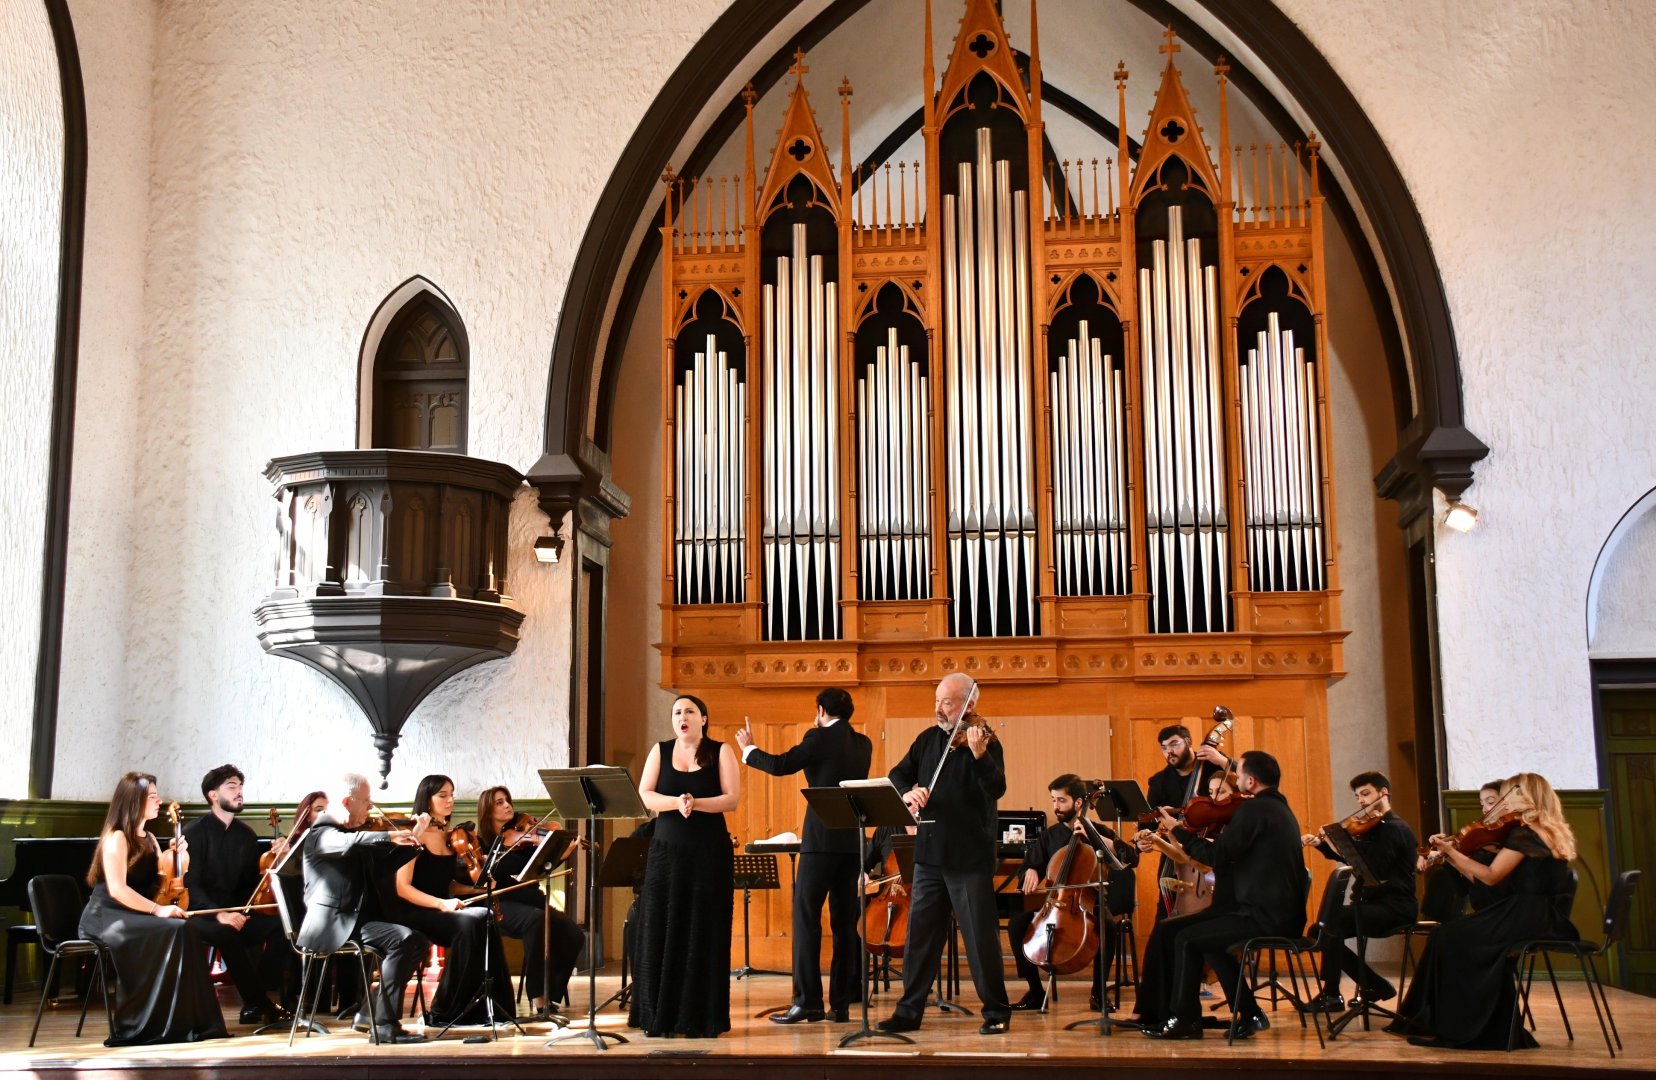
[353,918,429,1030]
[190,911,290,1008]
[791,852,860,1011]
[494,898,585,1005]
[1166,909,1280,1024]
[893,863,1009,1023]
[1318,894,1416,995]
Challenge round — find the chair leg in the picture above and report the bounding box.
[306,953,332,1042]
[96,953,114,1040]
[1227,949,1251,1045]
[1541,949,1571,1041]
[1290,950,1325,1049]
[28,953,61,1048]
[1507,949,1531,1052]
[1576,951,1615,1058]
[288,954,312,1048]
[357,953,379,1045]
[1284,950,1309,1029]
[1587,953,1622,1052]
[74,956,96,1037]
[4,930,18,1006]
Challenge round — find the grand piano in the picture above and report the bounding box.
[0,837,99,1004]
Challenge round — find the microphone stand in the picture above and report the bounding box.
[434,831,525,1041]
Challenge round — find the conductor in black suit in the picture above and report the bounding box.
[281,771,430,1044]
[877,672,1012,1036]
[735,687,873,1024]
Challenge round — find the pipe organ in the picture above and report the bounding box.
[657,0,1350,963]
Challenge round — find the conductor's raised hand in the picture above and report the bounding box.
[734,717,754,753]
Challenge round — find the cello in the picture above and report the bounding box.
[1020,812,1102,975]
[860,848,910,958]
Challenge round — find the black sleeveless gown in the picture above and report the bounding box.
[78,838,228,1046]
[1386,827,1578,1049]
[628,739,734,1037]
[385,848,514,1024]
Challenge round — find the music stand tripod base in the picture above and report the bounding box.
[729,853,789,981]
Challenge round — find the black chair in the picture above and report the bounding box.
[1227,866,1347,1049]
[1507,868,1639,1057]
[1398,862,1469,997]
[26,874,112,1047]
[270,872,382,1046]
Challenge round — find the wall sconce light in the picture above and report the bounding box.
[534,533,565,564]
[1443,501,1479,533]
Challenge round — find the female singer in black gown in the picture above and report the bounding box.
[80,772,228,1046]
[475,785,585,1015]
[1387,771,1579,1049]
[387,774,513,1025]
[628,694,741,1037]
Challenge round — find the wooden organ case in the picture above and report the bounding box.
[656,0,1347,962]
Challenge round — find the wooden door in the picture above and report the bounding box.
[1601,688,1656,994]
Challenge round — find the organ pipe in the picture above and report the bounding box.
[673,332,745,605]
[1241,311,1325,591]
[858,328,931,601]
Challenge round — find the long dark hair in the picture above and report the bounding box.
[673,694,718,770]
[88,771,159,886]
[477,785,512,849]
[412,774,455,821]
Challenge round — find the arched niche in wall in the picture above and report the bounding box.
[1588,485,1656,659]
[357,276,469,453]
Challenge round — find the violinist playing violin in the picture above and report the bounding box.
[1387,773,1580,1050]
[735,687,873,1025]
[1134,750,1306,1041]
[382,774,514,1027]
[876,673,1012,1037]
[180,764,293,1025]
[475,785,585,1017]
[1007,774,1138,1012]
[1299,771,1418,1012]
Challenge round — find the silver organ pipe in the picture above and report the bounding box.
[1240,311,1325,591]
[1050,322,1130,596]
[857,329,931,601]
[762,223,841,639]
[942,128,1037,636]
[1136,205,1231,632]
[673,331,745,604]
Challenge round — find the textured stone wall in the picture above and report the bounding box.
[0,0,62,796]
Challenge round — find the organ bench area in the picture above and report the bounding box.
[656,0,1346,959]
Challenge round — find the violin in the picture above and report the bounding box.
[500,812,553,849]
[1179,790,1251,831]
[1419,810,1522,861]
[1021,812,1101,975]
[155,801,189,910]
[246,808,283,910]
[448,821,484,884]
[947,712,999,750]
[1337,801,1387,839]
[364,804,418,831]
[861,848,910,958]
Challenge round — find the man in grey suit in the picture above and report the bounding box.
[286,772,429,1044]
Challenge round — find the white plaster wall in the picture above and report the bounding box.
[0,0,63,797]
[1590,499,1656,659]
[52,0,732,801]
[55,0,157,801]
[1274,0,1656,788]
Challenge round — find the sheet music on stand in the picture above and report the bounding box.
[514,829,581,884]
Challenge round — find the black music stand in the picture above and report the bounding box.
[729,854,788,979]
[514,825,580,1028]
[805,780,917,1048]
[1323,824,1403,1036]
[1093,780,1153,824]
[592,835,650,1013]
[539,766,643,1051]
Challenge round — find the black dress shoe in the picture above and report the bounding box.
[979,1018,1010,1035]
[1010,991,1046,1011]
[1361,978,1397,1003]
[877,1013,922,1033]
[831,1008,850,1023]
[1089,994,1103,1012]
[1306,991,1345,1013]
[1229,1012,1270,1039]
[769,1005,826,1024]
[239,1000,291,1025]
[374,1026,426,1045]
[1146,1017,1204,1040]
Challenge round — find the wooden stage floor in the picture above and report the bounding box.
[1,963,1650,1078]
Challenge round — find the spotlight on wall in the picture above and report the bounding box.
[1443,501,1479,533]
[534,533,565,564]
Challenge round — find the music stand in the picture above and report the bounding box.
[729,854,788,980]
[1061,814,1123,1038]
[515,826,580,1028]
[805,780,917,1048]
[539,766,644,1051]
[431,827,534,1042]
[1093,780,1153,824]
[592,835,650,1013]
[1322,824,1403,1036]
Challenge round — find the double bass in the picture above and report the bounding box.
[1141,708,1234,916]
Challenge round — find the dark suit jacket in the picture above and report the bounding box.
[283,814,413,954]
[1181,788,1307,936]
[746,719,873,854]
[888,719,1006,873]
